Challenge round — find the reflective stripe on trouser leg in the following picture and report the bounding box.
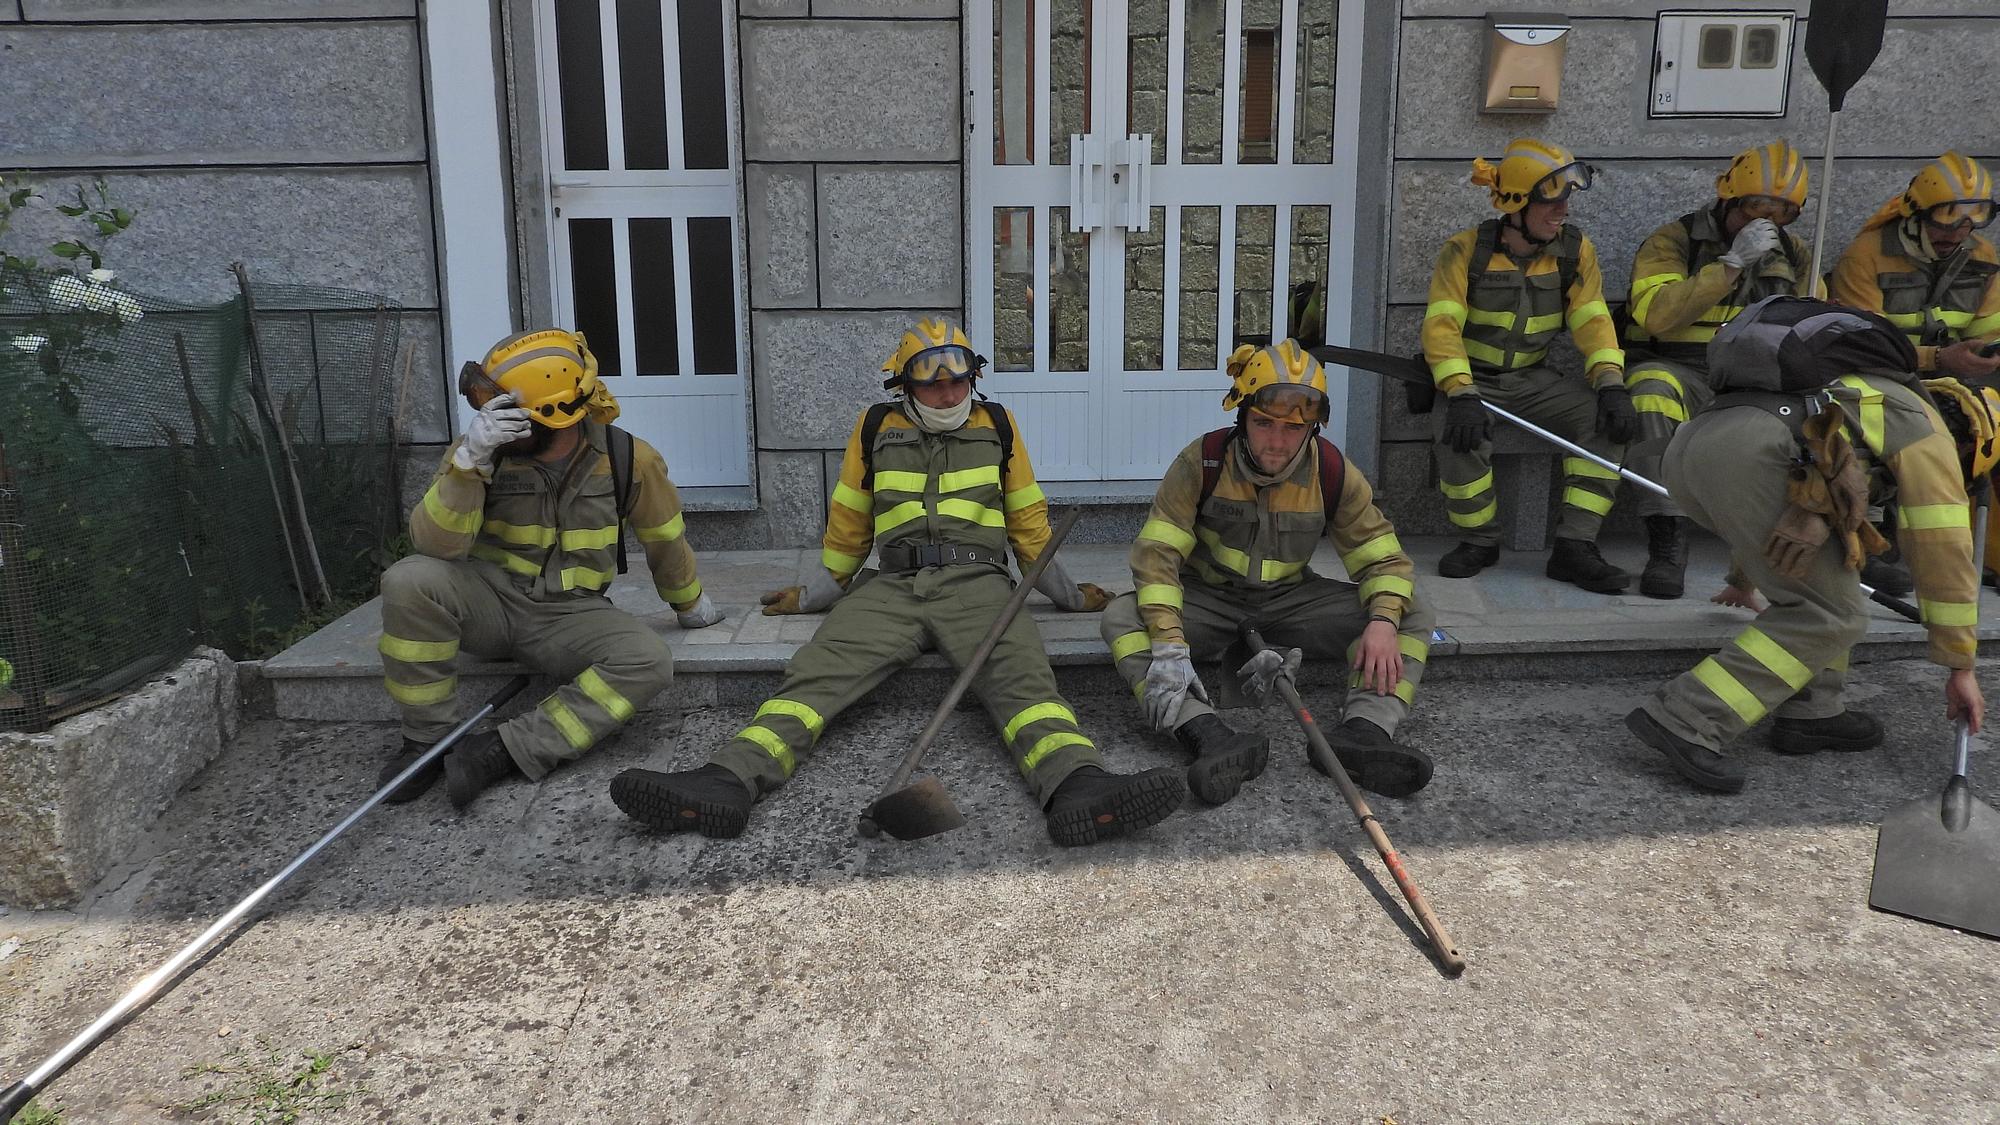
[710,574,929,796]
[1626,360,1710,519]
[1341,597,1436,736]
[378,555,510,744]
[1646,405,1868,749]
[498,605,676,779]
[1435,439,1501,548]
[932,569,1104,805]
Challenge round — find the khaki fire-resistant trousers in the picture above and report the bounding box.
[710,566,1101,805]
[1640,407,1861,751]
[1435,365,1627,547]
[378,555,674,778]
[1099,574,1435,736]
[1625,356,1717,520]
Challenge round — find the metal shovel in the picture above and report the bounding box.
[857,507,1085,841]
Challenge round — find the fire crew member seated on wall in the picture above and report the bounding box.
[608,319,1187,846]
[1625,305,1989,794]
[1622,140,1819,600]
[1425,138,1636,595]
[376,329,723,811]
[1100,341,1437,802]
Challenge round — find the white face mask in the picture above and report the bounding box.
[907,393,973,433]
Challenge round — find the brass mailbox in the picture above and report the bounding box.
[1482,12,1571,114]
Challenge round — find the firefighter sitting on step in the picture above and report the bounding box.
[1425,137,1635,595]
[1622,140,1819,601]
[376,328,724,811]
[608,318,1188,846]
[1099,340,1437,803]
[1624,298,1989,794]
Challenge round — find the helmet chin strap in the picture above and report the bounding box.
[1504,210,1555,250]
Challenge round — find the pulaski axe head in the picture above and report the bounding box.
[857,774,967,841]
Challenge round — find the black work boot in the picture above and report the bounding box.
[1437,541,1500,579]
[1860,553,1913,596]
[442,730,520,810]
[1174,712,1272,805]
[1313,717,1435,798]
[1044,765,1187,846]
[1769,710,1884,755]
[1546,537,1631,594]
[1625,707,1744,793]
[377,738,445,804]
[1640,515,1688,600]
[609,763,754,838]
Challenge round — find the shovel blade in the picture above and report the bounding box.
[1210,636,1258,711]
[1869,785,2000,939]
[861,775,967,841]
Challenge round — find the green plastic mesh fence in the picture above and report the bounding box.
[0,265,403,731]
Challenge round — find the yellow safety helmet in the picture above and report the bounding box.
[1903,152,1997,229]
[881,317,986,391]
[466,328,619,428]
[1715,140,1810,207]
[1222,339,1330,425]
[1470,138,1594,214]
[1923,378,2000,482]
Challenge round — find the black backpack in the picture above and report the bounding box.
[608,424,637,573]
[1708,295,1922,396]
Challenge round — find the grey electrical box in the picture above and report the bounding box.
[1651,10,1795,117]
[1482,12,1571,115]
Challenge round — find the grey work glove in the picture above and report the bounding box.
[1033,555,1116,612]
[451,391,532,474]
[1235,646,1302,705]
[759,566,847,616]
[1141,641,1209,731]
[1719,217,1781,271]
[675,591,725,630]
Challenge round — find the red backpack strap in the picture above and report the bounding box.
[1315,435,1347,523]
[1198,427,1234,506]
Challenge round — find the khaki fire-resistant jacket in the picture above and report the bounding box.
[1422,224,1625,398]
[1828,374,1980,668]
[1130,434,1415,644]
[411,421,704,608]
[1830,225,2000,372]
[1626,207,1818,367]
[817,401,1051,583]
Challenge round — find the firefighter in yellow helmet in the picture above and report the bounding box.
[1624,302,1988,793]
[1622,140,1819,600]
[1424,138,1635,593]
[1831,152,2000,380]
[609,318,1188,846]
[1099,340,1437,803]
[376,328,723,811]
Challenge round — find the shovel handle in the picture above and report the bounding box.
[864,508,1085,810]
[1243,627,1466,977]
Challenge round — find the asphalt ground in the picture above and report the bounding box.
[4,657,1998,1123]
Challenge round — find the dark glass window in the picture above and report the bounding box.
[678,0,730,169]
[569,219,621,375]
[687,217,737,373]
[617,0,671,170]
[629,218,680,375]
[554,1,609,170]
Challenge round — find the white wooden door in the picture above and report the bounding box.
[535,0,750,487]
[968,0,1364,481]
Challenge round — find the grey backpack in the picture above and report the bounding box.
[1707,295,1922,396]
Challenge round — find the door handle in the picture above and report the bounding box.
[1115,134,1153,232]
[1068,133,1105,232]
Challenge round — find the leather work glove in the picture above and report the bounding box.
[759,567,846,616]
[675,591,725,630]
[1594,383,1638,445]
[1802,407,1893,569]
[1141,641,1209,731]
[1765,481,1833,579]
[1235,646,1302,705]
[1719,217,1782,271]
[452,391,532,473]
[1034,555,1117,612]
[1442,393,1490,454]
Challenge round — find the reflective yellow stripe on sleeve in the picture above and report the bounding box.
[637,513,686,542]
[1004,482,1047,511]
[1137,583,1184,609]
[1899,503,1970,531]
[423,482,481,534]
[831,482,872,513]
[822,548,865,576]
[1358,575,1415,603]
[1431,356,1472,384]
[1424,299,1469,328]
[1138,518,1197,555]
[1567,300,1611,332]
[1921,599,1979,627]
[1583,348,1625,372]
[1341,533,1405,573]
[1836,376,1886,454]
[1967,311,2000,337]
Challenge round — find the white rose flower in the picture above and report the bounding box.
[48,274,87,309]
[10,334,48,353]
[114,294,144,323]
[87,267,117,285]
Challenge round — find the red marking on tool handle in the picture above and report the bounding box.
[1383,849,1414,888]
[1297,708,1314,723]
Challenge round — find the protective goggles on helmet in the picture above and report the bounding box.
[1245,382,1329,425]
[1739,194,1803,224]
[1527,162,1595,205]
[898,344,983,385]
[1922,199,1998,230]
[457,360,589,421]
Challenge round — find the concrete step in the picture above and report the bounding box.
[258,538,1985,722]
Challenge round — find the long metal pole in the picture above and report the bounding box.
[1807,111,1840,293]
[0,675,531,1121]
